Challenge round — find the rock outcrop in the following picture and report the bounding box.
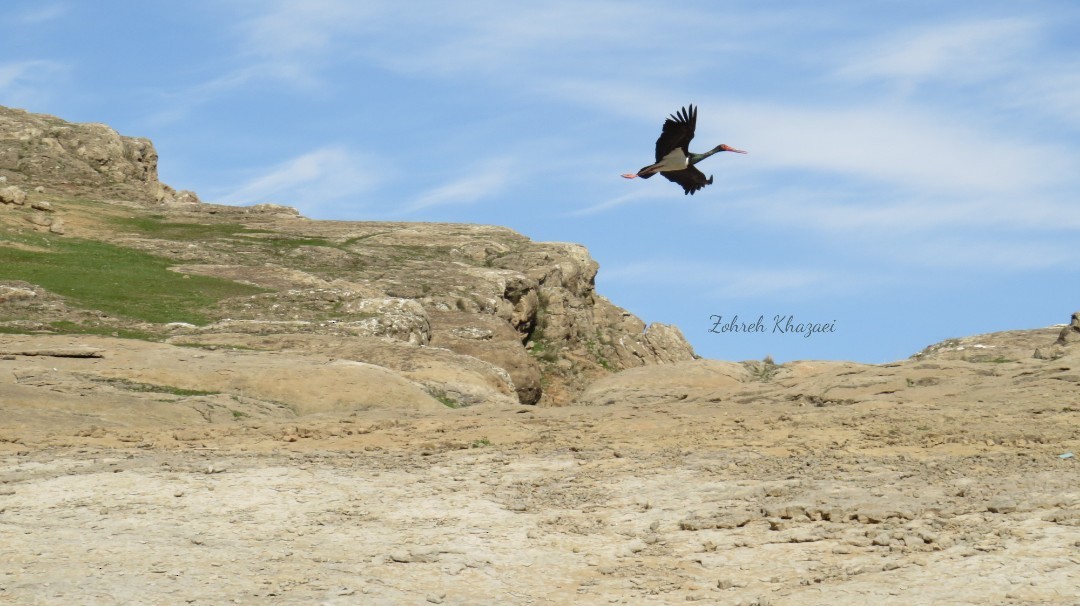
[1035,310,1080,360]
[911,324,1061,363]
[1054,311,1080,345]
[0,105,195,204]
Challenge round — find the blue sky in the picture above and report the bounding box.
[3,1,1079,363]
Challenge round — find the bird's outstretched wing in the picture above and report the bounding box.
[653,105,697,162]
[662,166,713,195]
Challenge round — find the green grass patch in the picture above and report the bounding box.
[526,294,560,363]
[89,376,219,397]
[264,235,340,251]
[745,355,780,382]
[585,333,612,371]
[383,244,451,262]
[0,232,265,325]
[429,388,461,409]
[971,355,1015,364]
[528,338,559,363]
[2,320,177,341]
[110,214,269,240]
[110,213,345,255]
[47,321,163,340]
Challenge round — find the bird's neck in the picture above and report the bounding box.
[689,148,720,165]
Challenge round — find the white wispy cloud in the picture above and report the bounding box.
[1004,64,1080,130]
[359,3,672,77]
[709,99,1073,196]
[835,18,1039,90]
[0,62,35,90]
[704,186,1080,272]
[0,60,66,107]
[148,0,373,116]
[833,16,1080,133]
[237,0,376,59]
[567,191,668,217]
[703,268,840,300]
[715,185,1080,236]
[214,145,387,215]
[600,259,854,300]
[404,160,512,213]
[900,235,1077,271]
[181,3,779,125]
[235,1,786,83]
[15,4,67,24]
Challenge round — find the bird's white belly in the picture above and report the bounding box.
[657,149,689,171]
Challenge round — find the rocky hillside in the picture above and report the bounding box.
[0,105,695,408]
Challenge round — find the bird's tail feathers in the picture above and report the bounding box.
[637,165,657,179]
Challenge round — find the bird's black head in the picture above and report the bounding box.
[714,144,747,154]
[690,144,748,165]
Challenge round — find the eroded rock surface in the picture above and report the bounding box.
[1,355,1077,604]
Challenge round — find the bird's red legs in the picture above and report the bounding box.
[621,173,639,179]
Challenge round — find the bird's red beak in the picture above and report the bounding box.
[721,145,747,154]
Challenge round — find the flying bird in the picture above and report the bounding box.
[621,104,746,195]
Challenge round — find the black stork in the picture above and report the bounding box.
[621,104,746,195]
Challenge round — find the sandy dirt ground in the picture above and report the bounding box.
[2,391,1078,605]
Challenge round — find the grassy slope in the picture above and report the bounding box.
[0,228,264,326]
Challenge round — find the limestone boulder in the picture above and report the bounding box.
[0,185,26,205]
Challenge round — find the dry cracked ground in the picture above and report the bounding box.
[2,329,1079,605]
